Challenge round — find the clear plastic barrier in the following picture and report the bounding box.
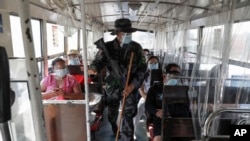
[9,59,27,81]
[10,81,35,141]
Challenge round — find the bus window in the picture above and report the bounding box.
[80,29,87,49]
[32,19,42,57]
[68,31,78,50]
[10,16,41,57]
[46,23,64,56]
[186,29,198,53]
[134,31,154,50]
[230,21,250,62]
[10,15,24,57]
[202,25,224,62]
[104,31,115,42]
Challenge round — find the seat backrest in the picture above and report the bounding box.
[162,86,195,140]
[150,69,163,86]
[67,65,83,75]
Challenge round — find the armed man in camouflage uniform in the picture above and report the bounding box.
[89,18,147,141]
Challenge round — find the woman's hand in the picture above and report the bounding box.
[55,88,65,97]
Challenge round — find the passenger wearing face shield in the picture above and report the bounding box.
[134,56,160,140]
[66,49,92,86]
[67,49,81,65]
[145,63,181,141]
[40,58,83,100]
[89,18,147,141]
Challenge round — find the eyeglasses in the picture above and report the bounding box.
[167,70,180,75]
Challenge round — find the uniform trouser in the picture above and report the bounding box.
[106,82,121,136]
[121,92,137,141]
[106,81,137,141]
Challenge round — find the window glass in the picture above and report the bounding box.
[230,21,250,62]
[67,31,78,50]
[87,31,94,47]
[202,25,224,58]
[132,31,154,50]
[10,16,24,57]
[186,29,198,53]
[31,19,42,57]
[104,32,116,42]
[10,16,42,57]
[80,30,88,49]
[46,23,64,56]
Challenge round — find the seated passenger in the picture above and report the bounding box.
[67,49,93,85]
[67,49,81,65]
[164,63,181,85]
[134,56,160,139]
[40,58,83,100]
[145,63,181,141]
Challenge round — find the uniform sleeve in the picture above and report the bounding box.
[145,86,157,116]
[131,44,147,88]
[89,49,107,73]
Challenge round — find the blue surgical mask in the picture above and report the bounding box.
[148,63,159,70]
[121,34,132,46]
[68,58,80,65]
[54,68,68,78]
[165,79,178,85]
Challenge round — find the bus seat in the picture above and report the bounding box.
[67,65,83,75]
[162,86,196,141]
[193,86,250,135]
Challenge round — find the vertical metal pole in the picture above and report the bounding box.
[0,123,11,141]
[41,20,48,77]
[17,0,47,141]
[77,29,81,51]
[80,0,91,141]
[64,36,68,56]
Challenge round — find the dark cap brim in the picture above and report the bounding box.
[110,27,137,35]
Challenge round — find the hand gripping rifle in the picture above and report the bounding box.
[94,38,123,81]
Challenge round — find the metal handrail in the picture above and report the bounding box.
[202,108,250,138]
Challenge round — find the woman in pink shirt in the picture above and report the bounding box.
[40,58,83,100]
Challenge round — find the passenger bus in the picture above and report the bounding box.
[1,0,250,141]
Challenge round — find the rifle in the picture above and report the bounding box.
[94,38,123,81]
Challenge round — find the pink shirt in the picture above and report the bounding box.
[41,74,79,99]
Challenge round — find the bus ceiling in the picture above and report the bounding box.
[9,0,247,31]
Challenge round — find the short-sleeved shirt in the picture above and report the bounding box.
[41,74,79,99]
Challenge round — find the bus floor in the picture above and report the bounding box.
[93,107,149,141]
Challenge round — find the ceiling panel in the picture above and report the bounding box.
[34,0,250,31]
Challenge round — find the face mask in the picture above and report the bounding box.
[148,63,159,70]
[165,79,178,85]
[121,34,132,46]
[54,68,67,78]
[68,58,80,65]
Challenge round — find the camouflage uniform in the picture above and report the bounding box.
[90,38,147,141]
